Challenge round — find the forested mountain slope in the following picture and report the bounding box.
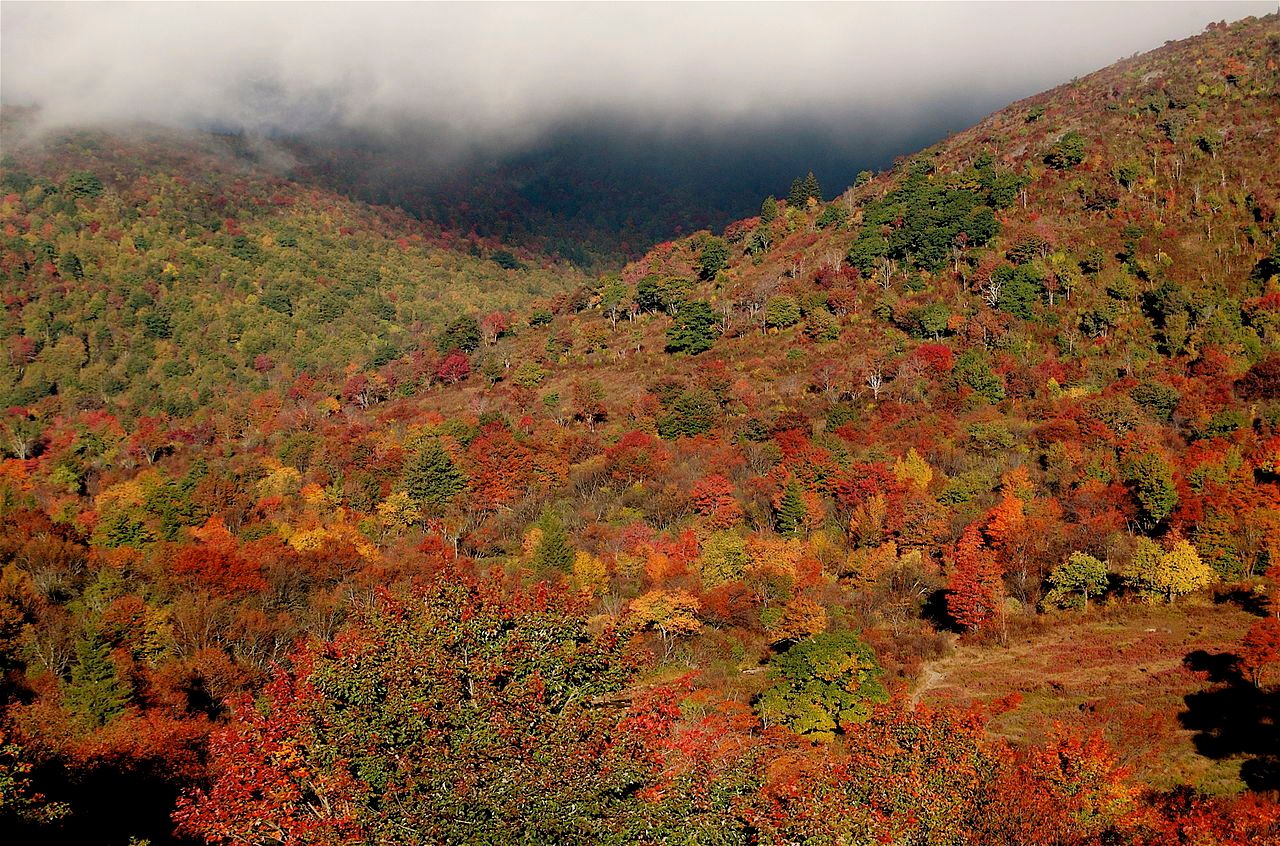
[0,121,583,420]
[2,14,1280,846]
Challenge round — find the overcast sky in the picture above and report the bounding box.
[2,1,1273,145]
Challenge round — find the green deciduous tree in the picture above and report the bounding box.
[698,237,729,280]
[1045,131,1087,169]
[436,314,482,353]
[1043,552,1109,610]
[953,349,1006,403]
[176,574,713,845]
[764,296,802,330]
[699,530,749,587]
[1123,452,1178,529]
[656,389,718,439]
[755,630,887,739]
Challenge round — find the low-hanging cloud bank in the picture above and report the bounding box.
[2,1,1272,145]
[3,2,1272,263]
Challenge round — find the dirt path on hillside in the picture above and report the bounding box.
[910,663,946,708]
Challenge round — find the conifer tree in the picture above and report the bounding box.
[788,177,805,208]
[760,195,778,224]
[788,172,823,207]
[402,440,466,511]
[801,171,822,204]
[63,633,129,728]
[776,480,808,537]
[534,511,574,571]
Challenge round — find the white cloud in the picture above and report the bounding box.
[2,1,1271,144]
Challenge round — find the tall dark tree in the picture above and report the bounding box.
[788,172,823,207]
[403,440,467,510]
[698,237,729,280]
[666,301,719,355]
[776,480,808,536]
[63,633,129,728]
[436,315,482,353]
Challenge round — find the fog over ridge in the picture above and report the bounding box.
[4,2,1271,144]
[3,2,1272,262]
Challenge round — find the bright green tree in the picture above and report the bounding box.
[755,630,887,739]
[953,349,1005,403]
[764,296,802,330]
[1123,452,1178,528]
[760,196,778,223]
[1043,552,1109,610]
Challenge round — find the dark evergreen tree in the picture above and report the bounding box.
[788,172,823,207]
[534,511,574,570]
[402,440,466,510]
[63,633,129,728]
[63,171,104,199]
[665,301,719,355]
[57,251,83,280]
[776,480,808,536]
[800,171,822,203]
[490,249,523,270]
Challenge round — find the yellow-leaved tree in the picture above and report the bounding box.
[570,550,608,596]
[893,447,934,491]
[1123,536,1214,603]
[628,589,701,658]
